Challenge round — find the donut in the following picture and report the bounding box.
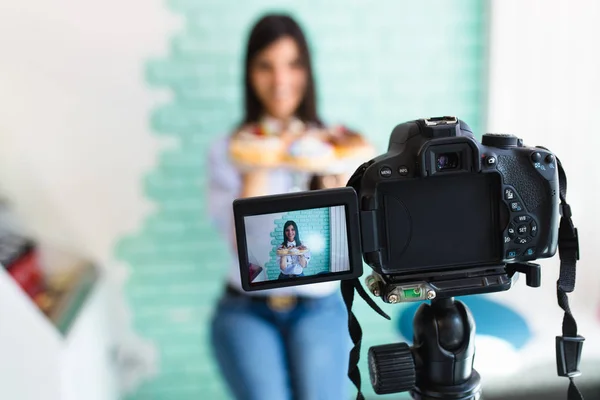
[285,133,336,171]
[327,125,375,160]
[229,125,286,168]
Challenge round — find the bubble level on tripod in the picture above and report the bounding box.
[403,288,422,299]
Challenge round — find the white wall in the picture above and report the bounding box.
[484,0,600,390]
[0,0,177,264]
[329,205,349,273]
[244,212,283,268]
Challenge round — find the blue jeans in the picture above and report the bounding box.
[210,289,351,400]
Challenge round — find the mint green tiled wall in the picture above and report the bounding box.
[265,209,331,278]
[116,1,487,399]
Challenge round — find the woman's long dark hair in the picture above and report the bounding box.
[241,14,321,127]
[281,220,302,246]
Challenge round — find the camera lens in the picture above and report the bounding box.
[436,152,460,171]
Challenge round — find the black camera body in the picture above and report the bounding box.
[351,116,560,300]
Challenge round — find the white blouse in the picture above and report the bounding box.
[206,135,340,297]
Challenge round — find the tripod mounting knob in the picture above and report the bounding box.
[368,342,416,395]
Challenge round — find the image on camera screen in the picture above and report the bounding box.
[242,206,350,284]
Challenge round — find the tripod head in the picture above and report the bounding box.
[368,297,482,400]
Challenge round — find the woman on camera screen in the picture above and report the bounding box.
[276,220,312,279]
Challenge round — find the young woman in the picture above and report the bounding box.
[276,220,312,279]
[207,14,351,400]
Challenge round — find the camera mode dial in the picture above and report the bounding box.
[482,133,519,148]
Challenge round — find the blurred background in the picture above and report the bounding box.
[0,0,598,399]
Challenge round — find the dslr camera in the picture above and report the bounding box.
[233,116,583,399]
[233,116,559,299]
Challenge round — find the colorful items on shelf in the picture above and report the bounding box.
[0,233,45,299]
[0,194,98,335]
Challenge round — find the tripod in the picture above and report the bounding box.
[369,298,481,400]
[355,262,542,399]
[368,297,481,399]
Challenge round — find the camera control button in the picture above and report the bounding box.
[507,224,517,238]
[514,215,531,223]
[531,152,542,162]
[504,188,515,200]
[485,156,497,166]
[509,201,524,212]
[530,221,538,237]
[379,167,392,178]
[514,236,532,245]
[398,166,409,176]
[517,224,529,236]
[506,249,520,259]
[524,247,536,257]
[545,154,555,163]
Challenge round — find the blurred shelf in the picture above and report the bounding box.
[0,245,119,400]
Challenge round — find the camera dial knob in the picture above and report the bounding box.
[482,133,519,147]
[368,343,416,395]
